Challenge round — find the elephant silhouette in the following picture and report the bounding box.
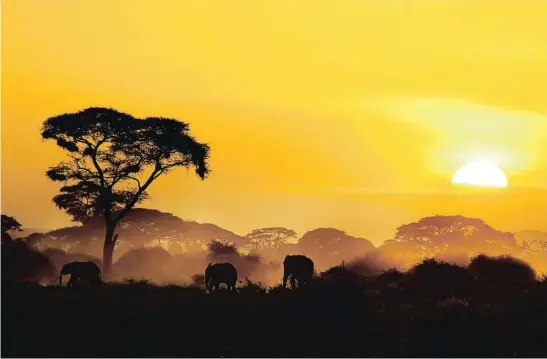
[283,255,314,289]
[205,262,239,292]
[59,261,102,288]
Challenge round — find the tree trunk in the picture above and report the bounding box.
[102,225,116,276]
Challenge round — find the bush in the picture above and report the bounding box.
[468,254,536,286]
[3,258,547,357]
[408,258,473,299]
[1,240,56,284]
[376,268,405,286]
[320,262,363,282]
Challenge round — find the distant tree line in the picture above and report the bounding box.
[2,107,546,282]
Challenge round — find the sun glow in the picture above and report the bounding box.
[451,159,509,188]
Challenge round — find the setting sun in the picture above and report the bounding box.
[452,159,509,188]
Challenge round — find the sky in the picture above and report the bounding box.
[1,0,546,244]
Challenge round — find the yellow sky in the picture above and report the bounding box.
[2,0,547,243]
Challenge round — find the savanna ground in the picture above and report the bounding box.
[3,260,547,358]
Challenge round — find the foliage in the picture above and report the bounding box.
[1,214,22,234]
[42,107,210,224]
[320,262,363,282]
[296,228,375,269]
[23,208,246,259]
[4,260,547,357]
[468,254,536,286]
[1,214,22,242]
[41,107,210,272]
[245,227,297,251]
[392,215,519,258]
[1,240,56,283]
[238,278,268,295]
[407,258,474,299]
[207,240,239,261]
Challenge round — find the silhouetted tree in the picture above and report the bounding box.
[25,227,99,253]
[245,227,297,251]
[468,254,536,287]
[84,208,187,252]
[392,215,518,258]
[41,107,210,274]
[297,228,375,268]
[516,230,547,269]
[207,240,239,262]
[1,214,22,242]
[24,208,244,258]
[174,220,248,249]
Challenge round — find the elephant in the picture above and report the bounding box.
[59,261,102,288]
[205,263,239,292]
[283,255,314,289]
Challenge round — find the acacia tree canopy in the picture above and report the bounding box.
[1,214,23,243]
[41,107,211,274]
[393,215,516,255]
[1,214,22,234]
[245,227,297,251]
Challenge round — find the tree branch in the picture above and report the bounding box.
[90,146,106,187]
[112,168,160,225]
[125,176,142,190]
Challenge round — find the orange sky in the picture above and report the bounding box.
[1,0,546,244]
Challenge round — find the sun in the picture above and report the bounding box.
[451,159,508,188]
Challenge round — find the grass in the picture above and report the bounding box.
[3,272,547,357]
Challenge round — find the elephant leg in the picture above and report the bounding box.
[290,276,296,289]
[283,271,289,288]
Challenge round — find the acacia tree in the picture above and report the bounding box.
[245,227,297,251]
[393,215,517,256]
[42,107,210,274]
[1,214,23,242]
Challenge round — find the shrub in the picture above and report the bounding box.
[408,258,473,299]
[1,240,56,284]
[468,254,536,286]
